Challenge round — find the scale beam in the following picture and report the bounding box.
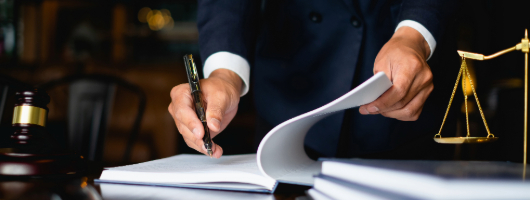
[458,46,517,60]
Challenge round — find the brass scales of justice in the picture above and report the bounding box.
[434,29,529,165]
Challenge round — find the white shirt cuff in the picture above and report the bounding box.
[203,51,250,96]
[395,20,436,61]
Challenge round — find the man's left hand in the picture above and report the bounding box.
[359,26,433,121]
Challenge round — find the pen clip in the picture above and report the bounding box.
[184,54,200,92]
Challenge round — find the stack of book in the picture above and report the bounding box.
[308,159,530,200]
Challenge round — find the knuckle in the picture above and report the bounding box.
[403,108,421,121]
[409,57,422,69]
[183,138,195,148]
[428,84,434,93]
[394,100,406,109]
[425,70,433,81]
[379,100,392,110]
[170,85,180,97]
[403,108,416,119]
[170,84,188,99]
[174,106,183,119]
[174,107,189,122]
[168,103,180,116]
[395,88,407,99]
[186,120,197,131]
[408,114,420,121]
[180,128,198,145]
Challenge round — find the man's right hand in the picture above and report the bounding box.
[168,68,243,158]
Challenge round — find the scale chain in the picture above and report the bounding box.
[463,60,494,137]
[463,64,470,137]
[436,58,466,137]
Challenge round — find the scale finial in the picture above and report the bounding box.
[526,29,528,39]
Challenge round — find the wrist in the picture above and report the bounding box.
[209,69,243,93]
[393,26,430,59]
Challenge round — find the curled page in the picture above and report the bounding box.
[256,72,392,185]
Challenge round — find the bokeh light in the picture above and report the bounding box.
[137,7,151,23]
[138,7,174,31]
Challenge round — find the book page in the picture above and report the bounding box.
[100,154,276,190]
[257,72,392,185]
[100,183,275,200]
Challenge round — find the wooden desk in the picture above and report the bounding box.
[0,165,306,200]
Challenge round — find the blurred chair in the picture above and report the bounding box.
[38,74,146,164]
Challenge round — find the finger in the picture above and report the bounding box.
[203,90,230,133]
[365,74,429,115]
[380,85,432,121]
[375,64,432,114]
[178,122,202,152]
[362,60,431,114]
[361,61,413,114]
[178,121,222,158]
[209,108,237,138]
[175,113,224,158]
[194,136,223,158]
[169,85,204,140]
[206,142,223,159]
[359,79,413,114]
[173,102,205,140]
[171,103,212,157]
[373,59,393,81]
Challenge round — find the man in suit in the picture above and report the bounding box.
[169,0,458,159]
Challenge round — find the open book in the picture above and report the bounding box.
[96,72,392,193]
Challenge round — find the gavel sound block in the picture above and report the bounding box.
[0,89,85,176]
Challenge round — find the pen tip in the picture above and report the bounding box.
[208,150,213,158]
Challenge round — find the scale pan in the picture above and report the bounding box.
[433,137,498,144]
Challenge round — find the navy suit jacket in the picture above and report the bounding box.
[198,0,459,158]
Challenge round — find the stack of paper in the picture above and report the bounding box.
[309,159,530,200]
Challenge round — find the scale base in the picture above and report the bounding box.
[434,137,499,144]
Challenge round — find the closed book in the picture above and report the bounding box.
[306,188,333,200]
[313,175,414,200]
[321,159,530,199]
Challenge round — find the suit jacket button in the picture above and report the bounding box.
[350,16,361,27]
[309,12,322,23]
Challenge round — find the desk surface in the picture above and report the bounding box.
[0,176,306,200]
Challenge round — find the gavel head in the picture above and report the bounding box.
[12,89,50,128]
[11,89,50,146]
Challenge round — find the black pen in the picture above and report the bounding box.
[183,54,213,157]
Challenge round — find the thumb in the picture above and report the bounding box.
[374,59,393,82]
[205,96,226,133]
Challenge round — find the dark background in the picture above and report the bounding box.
[0,0,529,166]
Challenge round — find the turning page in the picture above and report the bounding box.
[257,72,392,185]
